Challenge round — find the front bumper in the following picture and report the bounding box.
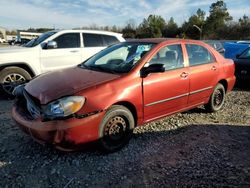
[12,103,105,151]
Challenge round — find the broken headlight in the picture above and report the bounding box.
[43,96,85,119]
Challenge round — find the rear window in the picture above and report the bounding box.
[102,35,119,46]
[83,33,120,47]
[83,33,104,47]
[186,44,215,66]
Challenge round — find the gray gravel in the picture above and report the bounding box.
[0,86,250,187]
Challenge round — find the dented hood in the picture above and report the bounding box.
[25,67,120,104]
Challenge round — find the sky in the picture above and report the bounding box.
[0,0,250,30]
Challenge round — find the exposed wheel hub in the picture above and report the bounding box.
[214,89,223,106]
[104,116,127,140]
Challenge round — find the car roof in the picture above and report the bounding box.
[126,38,205,44]
[52,29,123,36]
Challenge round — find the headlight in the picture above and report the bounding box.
[43,96,85,119]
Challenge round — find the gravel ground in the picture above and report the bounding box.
[0,84,250,187]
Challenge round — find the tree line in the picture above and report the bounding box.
[121,0,250,40]
[5,0,250,40]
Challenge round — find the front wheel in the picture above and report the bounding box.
[99,105,134,153]
[0,67,32,96]
[205,83,226,112]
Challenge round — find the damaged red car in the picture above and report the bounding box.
[12,39,236,152]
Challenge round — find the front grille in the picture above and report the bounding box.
[16,87,41,120]
[23,91,41,119]
[16,99,35,120]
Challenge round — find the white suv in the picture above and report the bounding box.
[0,30,125,94]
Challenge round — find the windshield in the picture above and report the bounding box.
[23,31,57,47]
[81,42,155,74]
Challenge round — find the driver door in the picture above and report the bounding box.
[143,43,189,122]
[40,33,82,73]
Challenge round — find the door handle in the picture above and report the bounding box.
[70,50,79,53]
[211,66,217,71]
[180,72,189,78]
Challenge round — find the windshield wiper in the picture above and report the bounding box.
[93,66,118,74]
[78,64,89,69]
[79,64,118,74]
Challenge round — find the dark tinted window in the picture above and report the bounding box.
[148,44,184,71]
[186,44,215,66]
[239,48,250,59]
[102,35,119,45]
[83,33,104,47]
[54,33,80,48]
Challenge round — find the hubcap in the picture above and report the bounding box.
[104,116,127,141]
[2,73,26,94]
[214,89,223,107]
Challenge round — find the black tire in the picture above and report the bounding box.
[99,105,134,153]
[0,67,31,96]
[205,83,225,112]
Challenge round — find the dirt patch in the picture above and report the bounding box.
[0,87,250,187]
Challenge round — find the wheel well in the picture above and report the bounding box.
[113,101,138,126]
[218,79,228,92]
[0,63,35,77]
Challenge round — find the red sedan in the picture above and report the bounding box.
[12,39,235,152]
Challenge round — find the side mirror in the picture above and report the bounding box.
[47,40,57,49]
[140,63,165,78]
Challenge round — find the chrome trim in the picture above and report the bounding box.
[189,86,213,95]
[145,93,189,107]
[145,86,213,107]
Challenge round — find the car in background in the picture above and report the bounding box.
[12,39,235,152]
[234,47,250,81]
[204,40,225,55]
[0,30,125,95]
[8,38,31,46]
[0,38,6,43]
[224,42,250,59]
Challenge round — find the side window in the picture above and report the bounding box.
[148,44,184,71]
[239,48,250,59]
[102,35,119,46]
[54,33,80,48]
[186,44,215,66]
[82,33,104,47]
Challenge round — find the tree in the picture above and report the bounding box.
[204,0,232,39]
[122,19,137,38]
[163,17,179,38]
[0,31,3,39]
[136,15,166,38]
[6,30,17,35]
[181,8,206,39]
[238,15,250,39]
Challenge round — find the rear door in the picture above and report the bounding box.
[185,43,219,106]
[143,43,189,122]
[81,33,121,62]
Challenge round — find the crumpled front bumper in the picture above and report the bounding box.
[12,102,105,151]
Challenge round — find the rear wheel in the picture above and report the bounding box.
[0,67,31,95]
[205,83,225,112]
[99,105,134,152]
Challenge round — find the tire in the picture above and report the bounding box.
[205,83,225,112]
[99,105,135,153]
[0,67,32,96]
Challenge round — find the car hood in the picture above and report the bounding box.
[25,67,120,104]
[0,46,36,63]
[0,46,32,53]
